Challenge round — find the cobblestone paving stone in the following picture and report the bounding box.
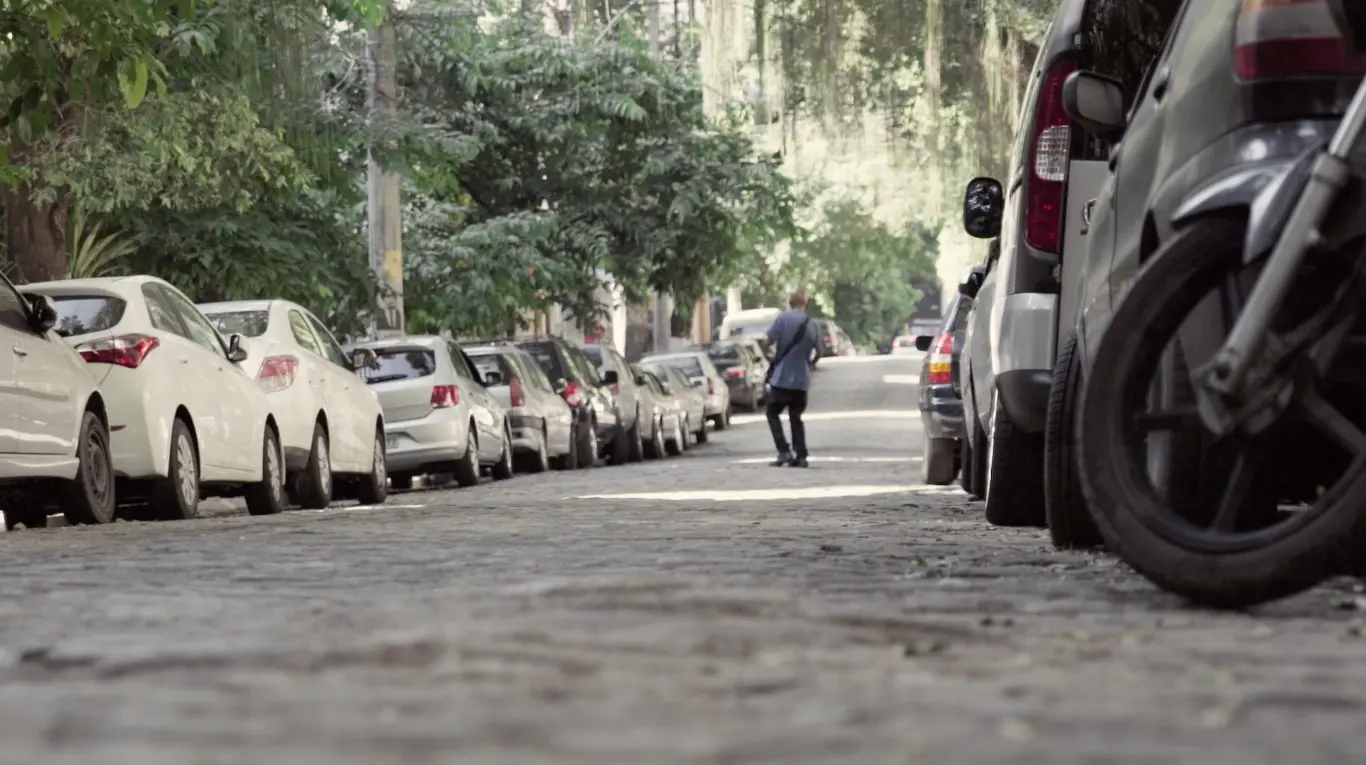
[0,355,1363,765]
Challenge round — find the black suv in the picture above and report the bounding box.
[516,335,619,467]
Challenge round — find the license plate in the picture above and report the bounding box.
[386,435,399,450]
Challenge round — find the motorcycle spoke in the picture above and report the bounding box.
[1300,392,1366,454]
[1132,405,1201,433]
[1209,447,1269,533]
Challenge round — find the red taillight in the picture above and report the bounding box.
[1236,0,1366,80]
[707,379,715,395]
[431,384,459,408]
[561,380,583,407]
[256,355,297,393]
[609,382,620,394]
[508,377,524,407]
[927,333,953,384]
[76,334,159,368]
[724,367,744,377]
[1024,57,1076,254]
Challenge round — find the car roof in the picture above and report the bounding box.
[353,334,445,349]
[199,299,280,314]
[21,274,167,296]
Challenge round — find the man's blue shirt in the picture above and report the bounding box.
[765,309,822,391]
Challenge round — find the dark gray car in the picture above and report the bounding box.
[915,270,980,486]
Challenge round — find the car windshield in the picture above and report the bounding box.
[360,348,437,384]
[519,341,566,381]
[204,310,269,338]
[49,295,126,337]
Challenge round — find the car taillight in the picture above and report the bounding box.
[256,355,297,392]
[724,367,744,377]
[1024,57,1076,254]
[927,333,953,384]
[707,379,715,395]
[823,334,831,342]
[562,380,583,407]
[508,376,524,407]
[76,334,159,368]
[431,384,459,408]
[1236,0,1366,80]
[610,382,620,394]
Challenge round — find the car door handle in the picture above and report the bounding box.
[11,344,25,356]
[1151,67,1170,102]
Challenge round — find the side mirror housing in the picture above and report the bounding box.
[349,347,377,371]
[914,335,934,352]
[1062,70,1126,143]
[226,333,249,363]
[483,370,503,386]
[963,177,1004,239]
[958,271,985,299]
[25,294,57,333]
[601,369,619,386]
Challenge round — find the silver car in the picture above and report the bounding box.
[640,359,708,445]
[352,335,513,488]
[462,342,577,472]
[630,365,684,458]
[642,351,732,431]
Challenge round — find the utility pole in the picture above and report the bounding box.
[648,0,674,353]
[367,1,404,338]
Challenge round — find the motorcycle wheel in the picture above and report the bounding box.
[1078,215,1366,609]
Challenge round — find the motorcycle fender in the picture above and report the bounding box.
[1169,149,1318,264]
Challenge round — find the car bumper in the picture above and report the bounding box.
[265,384,323,472]
[384,409,470,472]
[704,393,727,415]
[101,370,172,480]
[994,292,1055,432]
[919,384,965,440]
[508,410,542,453]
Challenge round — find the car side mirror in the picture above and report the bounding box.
[914,335,934,352]
[483,370,502,386]
[226,333,249,363]
[1328,0,1366,50]
[963,177,1004,239]
[958,271,985,299]
[600,369,618,386]
[1062,70,1127,143]
[553,377,567,392]
[24,294,57,333]
[634,374,648,386]
[349,347,376,371]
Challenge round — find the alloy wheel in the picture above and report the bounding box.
[176,433,197,507]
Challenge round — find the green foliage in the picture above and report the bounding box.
[781,195,937,346]
[64,206,137,279]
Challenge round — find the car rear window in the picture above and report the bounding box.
[705,345,742,367]
[467,351,514,383]
[658,356,704,377]
[519,341,567,381]
[204,310,269,338]
[50,295,126,337]
[729,321,773,337]
[360,348,437,384]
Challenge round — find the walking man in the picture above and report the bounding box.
[765,290,822,467]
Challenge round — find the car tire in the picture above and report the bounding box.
[454,426,480,487]
[645,416,666,459]
[355,428,389,505]
[297,422,333,510]
[522,426,551,473]
[712,407,731,431]
[576,418,598,468]
[245,427,286,516]
[983,391,1046,528]
[922,437,956,485]
[959,436,977,497]
[61,410,117,525]
[1044,332,1104,550]
[492,423,515,480]
[609,418,632,466]
[552,427,578,471]
[152,417,201,521]
[626,411,645,463]
[695,414,709,444]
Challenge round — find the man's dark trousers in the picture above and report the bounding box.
[766,386,808,457]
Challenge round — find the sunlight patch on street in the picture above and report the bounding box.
[574,484,926,502]
[731,455,919,464]
[730,409,920,425]
[882,374,920,384]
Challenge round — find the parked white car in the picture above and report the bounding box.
[22,276,286,521]
[0,273,115,530]
[200,299,388,508]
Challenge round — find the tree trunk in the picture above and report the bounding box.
[5,181,68,284]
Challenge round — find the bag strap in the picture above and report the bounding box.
[768,316,811,373]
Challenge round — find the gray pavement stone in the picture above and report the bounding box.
[0,356,1361,764]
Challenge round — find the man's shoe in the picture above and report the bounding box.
[789,456,809,468]
[771,453,793,467]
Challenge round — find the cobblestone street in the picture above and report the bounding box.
[1,354,1364,764]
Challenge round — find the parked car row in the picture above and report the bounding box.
[920,0,1366,608]
[0,273,737,531]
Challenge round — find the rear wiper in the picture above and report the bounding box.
[364,374,410,384]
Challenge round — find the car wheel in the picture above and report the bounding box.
[355,428,389,505]
[983,390,1045,528]
[522,426,551,473]
[646,416,666,459]
[627,410,645,462]
[454,426,480,487]
[609,419,632,466]
[492,423,515,480]
[1044,331,1104,550]
[152,417,201,521]
[61,410,117,525]
[297,421,333,510]
[552,426,578,471]
[712,407,731,431]
[245,427,286,516]
[922,437,956,485]
[577,418,598,468]
[694,413,709,444]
